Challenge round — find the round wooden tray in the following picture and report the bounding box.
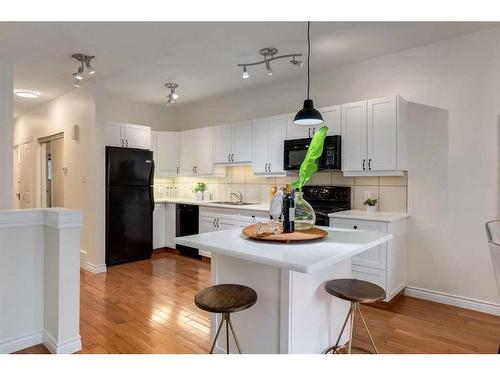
[242,224,328,243]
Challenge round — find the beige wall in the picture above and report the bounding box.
[106,97,176,131]
[14,80,106,270]
[175,27,500,305]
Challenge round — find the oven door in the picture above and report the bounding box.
[284,139,310,170]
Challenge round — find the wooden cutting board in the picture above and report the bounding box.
[242,224,328,243]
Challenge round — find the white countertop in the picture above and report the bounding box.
[175,226,393,273]
[154,198,270,212]
[328,210,409,222]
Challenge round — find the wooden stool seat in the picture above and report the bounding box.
[195,284,257,314]
[325,278,386,303]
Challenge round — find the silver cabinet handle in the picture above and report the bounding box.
[176,166,179,174]
[362,159,366,170]
[213,219,216,227]
[126,139,128,147]
[308,128,311,137]
[231,153,234,162]
[228,153,231,162]
[269,163,271,172]
[121,139,124,147]
[368,159,372,170]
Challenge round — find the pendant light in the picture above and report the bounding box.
[293,22,323,126]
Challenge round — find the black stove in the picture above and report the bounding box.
[301,185,351,226]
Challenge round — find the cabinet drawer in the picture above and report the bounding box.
[331,219,387,269]
[352,265,387,293]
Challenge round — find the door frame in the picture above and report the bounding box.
[38,132,64,208]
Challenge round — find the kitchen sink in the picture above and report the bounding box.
[212,201,257,206]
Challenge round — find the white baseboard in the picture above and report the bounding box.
[405,286,500,316]
[43,330,81,354]
[0,330,43,354]
[80,249,106,274]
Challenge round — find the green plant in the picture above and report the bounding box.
[192,182,207,193]
[363,198,378,207]
[292,126,329,190]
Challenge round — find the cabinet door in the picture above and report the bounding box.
[367,96,397,171]
[196,127,214,175]
[156,131,180,175]
[105,123,124,147]
[341,101,367,171]
[318,105,341,136]
[200,216,218,233]
[252,118,269,174]
[217,219,239,230]
[153,203,166,249]
[179,130,195,174]
[213,124,232,164]
[285,112,311,140]
[232,121,252,163]
[165,203,176,248]
[268,115,286,174]
[124,124,151,149]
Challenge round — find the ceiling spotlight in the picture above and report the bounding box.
[237,47,302,80]
[242,66,249,79]
[266,61,273,76]
[14,89,41,98]
[290,56,303,67]
[85,60,96,75]
[165,83,179,105]
[71,53,96,86]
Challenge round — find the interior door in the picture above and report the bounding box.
[252,118,269,174]
[13,145,21,208]
[367,96,397,171]
[196,126,214,175]
[268,115,286,174]
[213,124,232,164]
[341,101,367,172]
[231,121,252,163]
[50,137,65,207]
[156,131,179,175]
[20,139,33,208]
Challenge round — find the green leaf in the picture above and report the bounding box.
[292,126,329,190]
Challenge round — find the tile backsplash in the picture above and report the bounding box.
[154,166,407,212]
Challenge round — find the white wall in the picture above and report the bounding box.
[14,81,106,272]
[106,97,176,131]
[176,27,500,305]
[0,60,13,209]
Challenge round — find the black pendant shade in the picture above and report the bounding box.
[293,99,324,126]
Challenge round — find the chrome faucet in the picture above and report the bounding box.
[230,191,244,204]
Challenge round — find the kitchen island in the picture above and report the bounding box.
[175,226,393,354]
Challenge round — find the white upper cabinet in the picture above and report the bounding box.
[342,101,368,172]
[154,131,180,176]
[105,122,151,150]
[285,105,341,140]
[342,95,407,176]
[213,121,252,164]
[252,115,286,175]
[179,127,215,176]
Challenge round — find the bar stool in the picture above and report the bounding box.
[323,278,385,354]
[195,284,257,354]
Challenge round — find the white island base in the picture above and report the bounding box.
[211,254,351,354]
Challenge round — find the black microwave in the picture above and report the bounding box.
[283,135,341,171]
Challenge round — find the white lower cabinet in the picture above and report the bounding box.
[199,207,268,257]
[330,216,407,302]
[153,203,176,249]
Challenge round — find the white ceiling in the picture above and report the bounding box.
[1,22,497,117]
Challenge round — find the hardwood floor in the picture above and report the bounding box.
[15,250,500,354]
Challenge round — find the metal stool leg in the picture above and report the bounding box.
[228,315,242,354]
[224,313,230,354]
[357,306,379,354]
[323,302,353,354]
[209,314,225,354]
[347,302,357,354]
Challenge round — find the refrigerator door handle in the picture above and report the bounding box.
[149,159,155,186]
[148,187,155,213]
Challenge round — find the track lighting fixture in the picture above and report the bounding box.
[237,47,302,79]
[165,83,179,105]
[71,53,96,87]
[242,66,249,79]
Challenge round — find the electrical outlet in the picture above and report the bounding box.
[364,191,371,201]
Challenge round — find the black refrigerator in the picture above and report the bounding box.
[106,146,155,266]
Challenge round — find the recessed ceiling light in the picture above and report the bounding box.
[14,89,41,98]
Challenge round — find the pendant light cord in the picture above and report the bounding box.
[307,21,311,100]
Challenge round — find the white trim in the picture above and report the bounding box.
[405,286,500,316]
[43,330,81,354]
[0,330,43,354]
[0,208,82,229]
[81,260,107,274]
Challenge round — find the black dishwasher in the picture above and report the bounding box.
[176,204,200,258]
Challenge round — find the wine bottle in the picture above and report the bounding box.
[282,185,295,233]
